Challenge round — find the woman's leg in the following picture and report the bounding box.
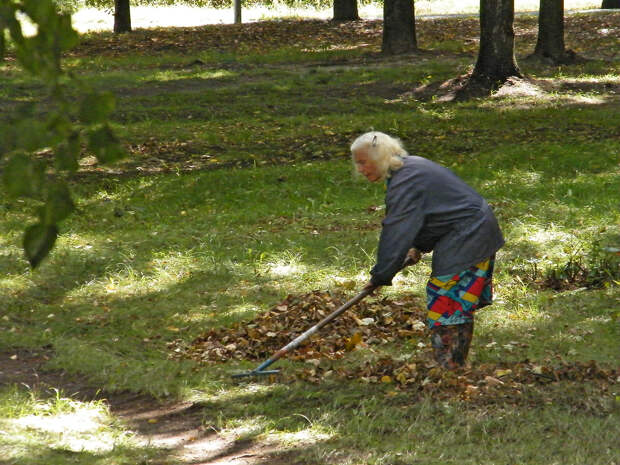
[430,321,474,369]
[426,257,494,369]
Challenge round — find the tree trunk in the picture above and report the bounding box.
[601,0,620,8]
[531,0,576,64]
[382,0,416,54]
[535,0,565,57]
[470,0,521,86]
[114,0,131,34]
[234,0,242,24]
[333,0,359,21]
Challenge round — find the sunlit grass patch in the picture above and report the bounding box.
[148,68,237,83]
[0,273,31,294]
[261,252,308,279]
[0,385,148,461]
[271,426,333,447]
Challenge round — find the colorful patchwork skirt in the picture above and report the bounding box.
[426,257,495,328]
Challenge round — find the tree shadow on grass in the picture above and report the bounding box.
[1,278,618,464]
[409,72,620,103]
[0,348,325,465]
[1,130,618,461]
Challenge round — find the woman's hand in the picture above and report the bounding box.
[362,281,380,295]
[403,248,422,267]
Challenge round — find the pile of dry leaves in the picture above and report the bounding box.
[168,291,619,404]
[169,291,428,365]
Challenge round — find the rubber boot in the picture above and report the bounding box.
[430,321,474,370]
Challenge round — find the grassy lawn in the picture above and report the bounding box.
[1,8,619,465]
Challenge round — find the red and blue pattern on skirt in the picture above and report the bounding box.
[426,256,495,328]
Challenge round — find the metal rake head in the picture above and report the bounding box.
[230,369,281,379]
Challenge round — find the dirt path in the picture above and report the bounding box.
[0,349,290,465]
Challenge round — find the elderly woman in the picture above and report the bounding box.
[351,131,504,369]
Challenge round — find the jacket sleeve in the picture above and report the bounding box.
[370,181,425,286]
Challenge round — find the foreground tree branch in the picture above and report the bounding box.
[1,1,125,267]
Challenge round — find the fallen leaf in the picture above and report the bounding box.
[484,376,504,386]
[344,332,363,351]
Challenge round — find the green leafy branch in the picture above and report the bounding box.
[1,0,125,268]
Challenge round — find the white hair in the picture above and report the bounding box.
[350,131,408,180]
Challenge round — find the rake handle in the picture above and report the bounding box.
[232,255,417,378]
[250,287,375,373]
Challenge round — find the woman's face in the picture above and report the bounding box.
[353,149,382,182]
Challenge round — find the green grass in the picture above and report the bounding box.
[0,385,157,465]
[1,10,620,465]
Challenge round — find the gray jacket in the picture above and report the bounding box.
[370,156,504,286]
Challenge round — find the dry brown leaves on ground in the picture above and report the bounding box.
[169,291,619,406]
[67,14,620,60]
[169,291,428,364]
[71,20,385,57]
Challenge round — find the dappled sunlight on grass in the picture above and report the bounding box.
[510,223,576,251]
[301,43,374,53]
[148,68,238,84]
[270,426,334,446]
[215,302,263,322]
[149,250,203,280]
[62,232,103,252]
[554,74,620,85]
[262,254,308,279]
[220,381,279,399]
[0,387,137,458]
[225,416,275,440]
[479,296,545,327]
[479,73,620,110]
[476,281,620,364]
[61,247,209,301]
[181,383,336,454]
[526,228,575,245]
[489,168,545,188]
[11,409,117,453]
[483,88,612,110]
[3,8,620,461]
[501,223,585,282]
[0,274,31,293]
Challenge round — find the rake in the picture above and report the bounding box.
[230,286,375,379]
